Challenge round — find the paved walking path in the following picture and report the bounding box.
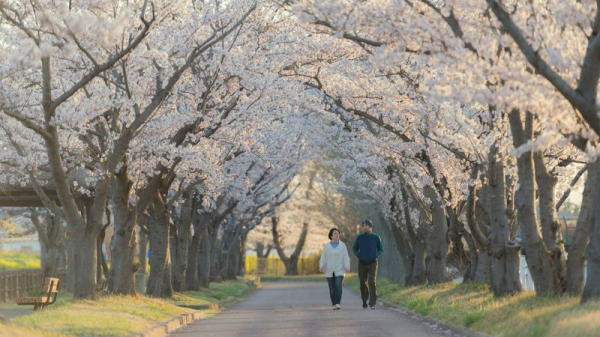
[170,282,460,337]
[0,308,30,320]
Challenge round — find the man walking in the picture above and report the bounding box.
[353,218,383,309]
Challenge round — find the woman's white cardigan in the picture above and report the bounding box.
[319,241,351,277]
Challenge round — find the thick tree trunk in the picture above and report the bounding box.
[209,224,222,281]
[146,192,173,298]
[488,146,522,296]
[97,233,102,285]
[186,232,200,290]
[40,235,61,281]
[256,242,272,258]
[169,221,177,287]
[220,245,230,280]
[66,229,75,293]
[37,57,112,300]
[138,229,148,275]
[172,195,193,291]
[465,166,490,283]
[221,225,241,280]
[238,234,247,276]
[272,218,309,276]
[402,189,428,285]
[474,252,491,283]
[108,222,136,294]
[200,222,218,287]
[390,220,416,285]
[412,237,427,284]
[185,209,205,290]
[387,199,415,284]
[534,151,567,291]
[108,199,138,295]
[389,185,424,286]
[58,237,67,270]
[97,228,110,285]
[225,239,239,280]
[448,213,472,282]
[566,160,597,294]
[461,223,478,282]
[219,225,235,280]
[31,210,63,281]
[108,169,138,295]
[284,257,300,276]
[509,110,558,295]
[581,162,600,303]
[72,225,99,299]
[424,186,447,284]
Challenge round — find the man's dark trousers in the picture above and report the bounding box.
[358,260,378,306]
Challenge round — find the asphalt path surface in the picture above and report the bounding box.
[170,282,461,337]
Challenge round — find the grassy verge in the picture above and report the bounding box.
[0,279,255,337]
[0,292,73,311]
[345,276,600,337]
[258,274,324,282]
[0,252,40,270]
[167,279,255,313]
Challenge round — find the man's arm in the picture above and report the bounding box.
[375,235,384,257]
[352,236,360,257]
[343,244,351,271]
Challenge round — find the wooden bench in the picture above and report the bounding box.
[15,277,60,310]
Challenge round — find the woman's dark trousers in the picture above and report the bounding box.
[326,273,344,305]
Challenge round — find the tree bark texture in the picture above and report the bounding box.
[31,209,64,282]
[582,161,600,302]
[173,195,193,291]
[272,217,309,276]
[146,192,173,298]
[509,110,559,295]
[566,160,597,294]
[534,151,567,291]
[424,185,448,284]
[488,146,522,296]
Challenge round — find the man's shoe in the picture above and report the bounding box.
[335,304,341,310]
[369,305,376,309]
[332,305,337,310]
[362,303,368,309]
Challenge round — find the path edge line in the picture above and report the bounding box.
[129,296,243,337]
[130,311,207,337]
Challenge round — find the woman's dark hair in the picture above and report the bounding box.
[328,228,340,240]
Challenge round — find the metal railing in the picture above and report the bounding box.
[245,256,320,275]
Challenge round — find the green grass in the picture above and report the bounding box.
[0,252,40,270]
[167,279,255,313]
[0,279,256,337]
[345,276,600,337]
[0,292,73,311]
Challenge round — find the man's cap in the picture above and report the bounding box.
[362,218,373,228]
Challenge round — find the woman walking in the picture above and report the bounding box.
[319,228,351,310]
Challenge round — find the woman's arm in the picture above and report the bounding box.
[343,243,351,272]
[319,244,326,272]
